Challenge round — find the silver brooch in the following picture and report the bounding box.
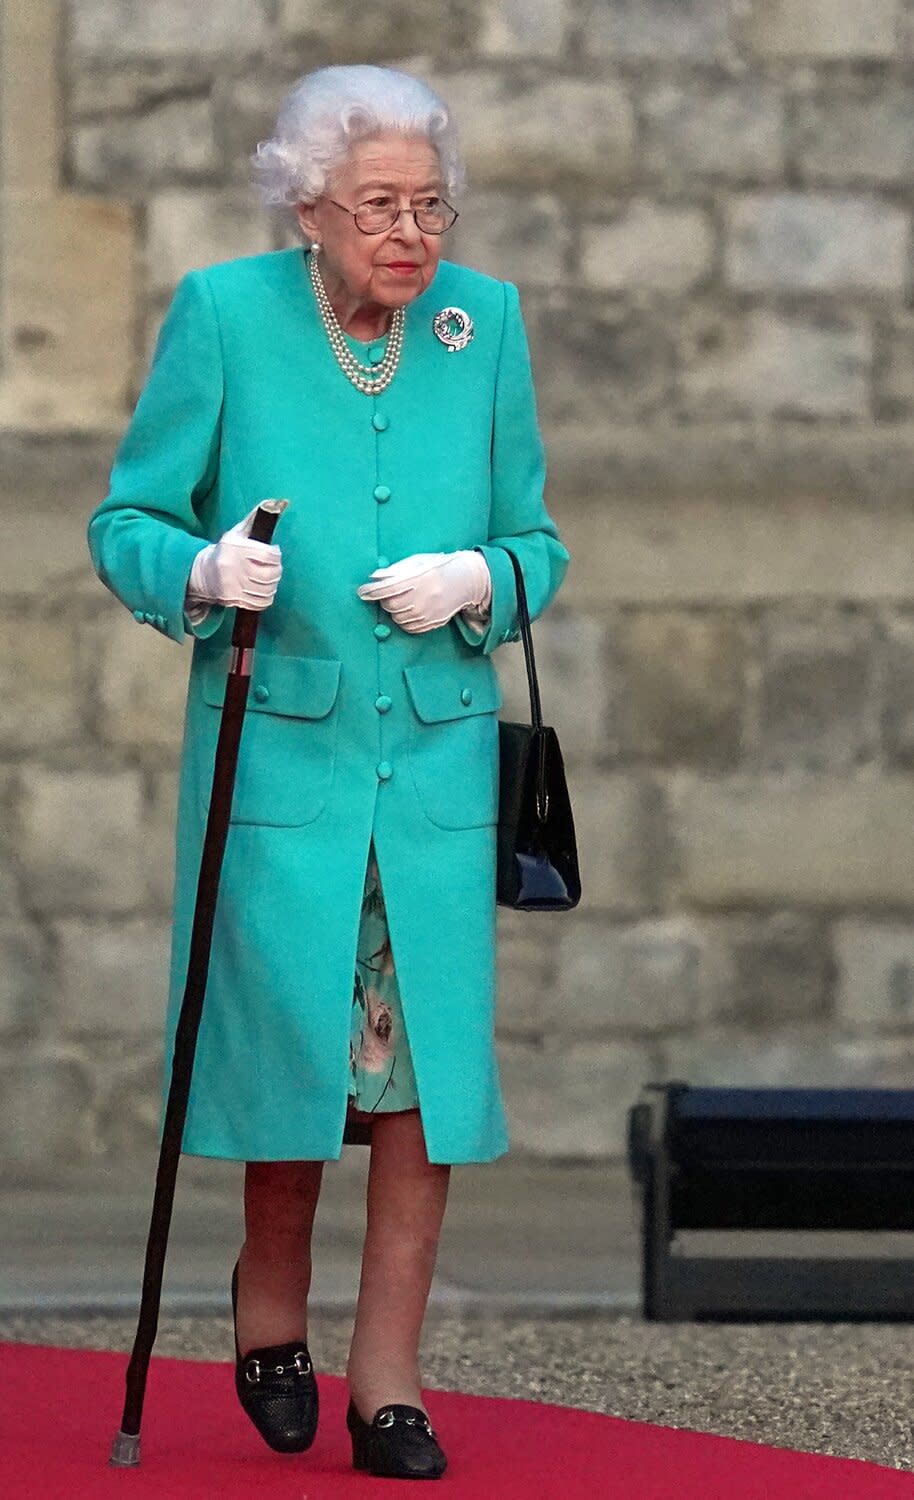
[433,306,474,352]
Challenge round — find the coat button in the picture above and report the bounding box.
[376,760,393,780]
[461,687,473,705]
[376,554,390,569]
[372,411,389,431]
[369,344,386,364]
[375,694,392,713]
[374,622,391,640]
[253,684,270,703]
[373,484,391,503]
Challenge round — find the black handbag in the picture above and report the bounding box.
[495,546,581,911]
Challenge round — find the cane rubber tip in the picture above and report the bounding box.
[109,1430,141,1466]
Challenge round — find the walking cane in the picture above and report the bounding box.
[109,498,288,1468]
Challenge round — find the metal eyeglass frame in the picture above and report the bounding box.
[325,196,459,235]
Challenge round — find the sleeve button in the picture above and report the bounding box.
[460,687,473,705]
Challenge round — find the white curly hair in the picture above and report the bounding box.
[250,64,467,240]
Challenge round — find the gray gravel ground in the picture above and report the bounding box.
[2,1310,912,1475]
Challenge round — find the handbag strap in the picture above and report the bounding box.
[498,546,544,731]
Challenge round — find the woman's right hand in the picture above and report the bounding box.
[187,502,283,611]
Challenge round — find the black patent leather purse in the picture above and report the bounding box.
[495,547,581,910]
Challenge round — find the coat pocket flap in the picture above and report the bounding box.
[201,653,342,720]
[403,661,503,723]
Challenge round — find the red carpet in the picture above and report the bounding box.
[0,1341,909,1498]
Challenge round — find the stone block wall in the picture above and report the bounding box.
[5,0,914,1169]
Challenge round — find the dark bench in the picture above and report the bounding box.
[627,1082,914,1320]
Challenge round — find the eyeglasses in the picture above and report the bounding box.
[325,195,459,235]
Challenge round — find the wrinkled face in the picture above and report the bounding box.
[295,131,446,310]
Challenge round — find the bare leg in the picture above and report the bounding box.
[346,1108,451,1421]
[235,1159,324,1356]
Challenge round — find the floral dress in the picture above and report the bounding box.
[347,836,420,1115]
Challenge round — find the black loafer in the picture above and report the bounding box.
[346,1397,447,1478]
[231,1258,319,1453]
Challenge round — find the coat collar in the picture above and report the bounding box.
[289,245,448,350]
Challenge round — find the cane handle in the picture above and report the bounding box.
[248,497,288,545]
[231,500,288,650]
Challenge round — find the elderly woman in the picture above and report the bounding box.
[86,63,569,1479]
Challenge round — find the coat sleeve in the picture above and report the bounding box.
[86,268,227,646]
[451,278,570,654]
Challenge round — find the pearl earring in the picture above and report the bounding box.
[311,241,321,254]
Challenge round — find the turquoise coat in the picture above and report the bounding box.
[86,246,570,1164]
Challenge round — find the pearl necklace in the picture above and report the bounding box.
[308,244,405,395]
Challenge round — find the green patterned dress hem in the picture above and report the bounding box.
[348,837,420,1115]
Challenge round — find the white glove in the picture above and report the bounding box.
[356,549,492,633]
[186,502,284,612]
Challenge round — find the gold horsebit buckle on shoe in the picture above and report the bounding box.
[244,1351,312,1384]
[376,1407,436,1437]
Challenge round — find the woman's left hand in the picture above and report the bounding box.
[356,549,492,632]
